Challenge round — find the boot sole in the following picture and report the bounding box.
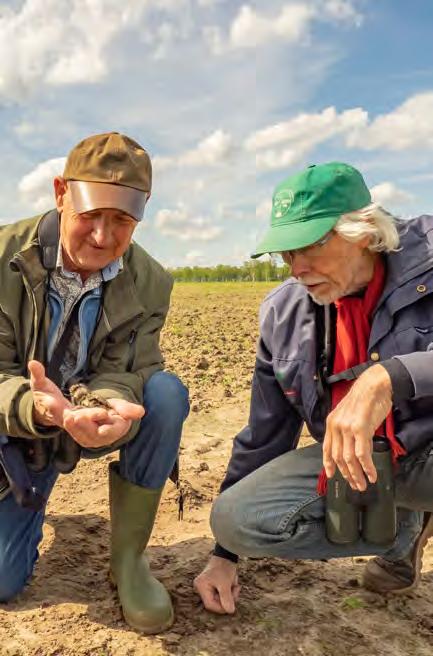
[363,513,433,595]
[123,607,175,635]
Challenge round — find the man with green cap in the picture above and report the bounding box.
[0,132,189,634]
[194,161,433,613]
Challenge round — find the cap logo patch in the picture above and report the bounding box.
[273,189,294,219]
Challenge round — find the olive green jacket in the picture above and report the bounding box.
[0,213,173,446]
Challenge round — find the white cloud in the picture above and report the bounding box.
[370,182,414,207]
[256,198,272,220]
[246,106,367,170]
[185,249,205,263]
[0,0,196,100]
[323,0,363,26]
[13,121,36,137]
[18,156,66,211]
[205,1,362,54]
[154,203,223,241]
[154,129,233,171]
[230,4,315,49]
[205,3,315,54]
[346,92,433,151]
[180,129,234,166]
[0,1,141,98]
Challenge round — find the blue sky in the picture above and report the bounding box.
[1,0,433,267]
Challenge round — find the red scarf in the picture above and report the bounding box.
[317,258,406,495]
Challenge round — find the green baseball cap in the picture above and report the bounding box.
[252,162,371,258]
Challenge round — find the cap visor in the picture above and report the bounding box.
[251,216,339,258]
[69,180,148,221]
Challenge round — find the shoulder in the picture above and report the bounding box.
[260,277,311,320]
[123,241,173,297]
[258,277,316,349]
[0,215,41,260]
[398,215,433,246]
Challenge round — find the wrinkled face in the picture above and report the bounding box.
[55,177,137,278]
[282,231,376,304]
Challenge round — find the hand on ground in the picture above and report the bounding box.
[193,555,240,614]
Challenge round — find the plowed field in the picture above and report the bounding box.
[0,282,431,656]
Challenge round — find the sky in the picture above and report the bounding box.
[2,0,433,267]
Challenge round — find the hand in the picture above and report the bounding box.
[29,360,72,427]
[193,556,240,614]
[323,364,393,491]
[62,397,145,448]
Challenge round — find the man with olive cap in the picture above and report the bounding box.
[0,132,189,634]
[194,161,433,614]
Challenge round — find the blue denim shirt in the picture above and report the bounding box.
[220,215,433,494]
[46,259,121,383]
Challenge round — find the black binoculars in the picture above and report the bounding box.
[325,437,396,545]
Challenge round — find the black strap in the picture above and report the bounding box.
[37,209,60,270]
[326,362,373,384]
[316,303,374,407]
[316,304,335,412]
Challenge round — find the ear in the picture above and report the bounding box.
[53,176,67,212]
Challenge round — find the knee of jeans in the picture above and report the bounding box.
[143,371,189,423]
[211,490,251,556]
[0,558,29,602]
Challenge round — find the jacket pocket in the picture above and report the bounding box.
[414,326,433,334]
[273,357,315,418]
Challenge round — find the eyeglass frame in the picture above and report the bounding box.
[281,230,335,265]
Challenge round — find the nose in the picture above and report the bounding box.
[290,251,312,279]
[91,218,112,246]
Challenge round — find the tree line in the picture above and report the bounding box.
[169,260,291,282]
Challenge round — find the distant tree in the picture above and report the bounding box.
[169,259,290,282]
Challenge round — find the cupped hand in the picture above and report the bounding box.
[63,398,145,448]
[193,555,240,614]
[29,360,71,427]
[323,364,393,491]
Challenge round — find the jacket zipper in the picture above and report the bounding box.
[127,329,138,372]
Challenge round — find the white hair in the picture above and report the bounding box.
[334,203,401,253]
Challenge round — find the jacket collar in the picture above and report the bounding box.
[369,216,433,349]
[377,216,433,311]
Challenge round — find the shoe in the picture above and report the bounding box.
[362,512,433,594]
[109,462,174,633]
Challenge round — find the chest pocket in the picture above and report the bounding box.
[393,289,433,353]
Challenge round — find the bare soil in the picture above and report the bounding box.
[0,282,431,656]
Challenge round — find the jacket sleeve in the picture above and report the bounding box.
[214,302,303,561]
[392,344,433,400]
[0,307,60,439]
[219,303,303,493]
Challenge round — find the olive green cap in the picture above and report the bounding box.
[63,132,152,221]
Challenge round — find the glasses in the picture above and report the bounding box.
[281,230,334,265]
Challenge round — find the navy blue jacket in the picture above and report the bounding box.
[221,215,433,494]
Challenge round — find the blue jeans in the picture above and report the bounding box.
[0,371,189,602]
[211,443,431,561]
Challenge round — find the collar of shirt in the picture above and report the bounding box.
[56,244,123,283]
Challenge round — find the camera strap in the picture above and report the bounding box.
[316,303,375,410]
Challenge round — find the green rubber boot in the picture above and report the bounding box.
[108,462,174,634]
